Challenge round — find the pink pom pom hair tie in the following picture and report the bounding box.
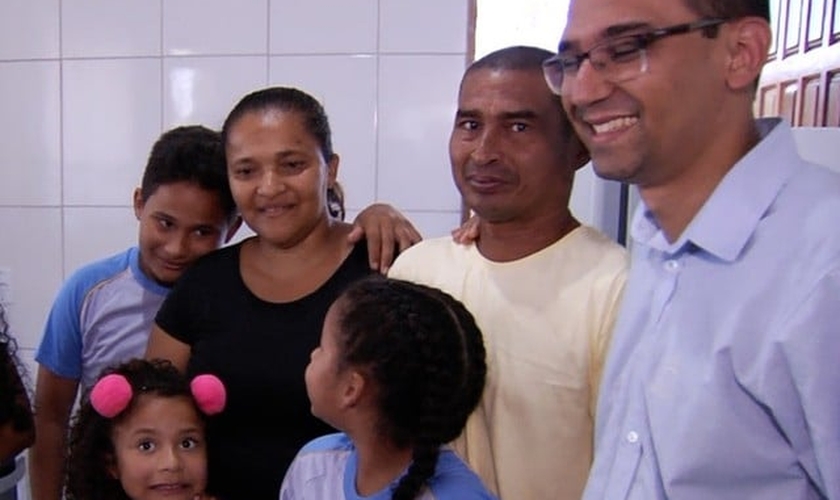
[190,374,226,415]
[89,372,226,418]
[90,374,134,418]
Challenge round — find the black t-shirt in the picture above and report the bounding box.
[155,239,372,500]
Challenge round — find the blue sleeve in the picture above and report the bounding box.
[36,273,87,379]
[35,250,130,379]
[770,267,840,497]
[428,451,499,500]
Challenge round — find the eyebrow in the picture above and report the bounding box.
[558,22,655,52]
[455,109,539,121]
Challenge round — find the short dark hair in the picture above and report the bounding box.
[334,276,487,500]
[221,86,343,218]
[66,359,206,500]
[140,125,236,220]
[463,45,585,162]
[682,0,770,21]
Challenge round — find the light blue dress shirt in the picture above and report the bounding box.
[583,118,840,500]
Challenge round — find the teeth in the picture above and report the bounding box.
[592,116,638,134]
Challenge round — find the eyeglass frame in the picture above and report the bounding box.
[542,18,727,95]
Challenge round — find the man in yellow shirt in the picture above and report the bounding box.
[389,46,628,500]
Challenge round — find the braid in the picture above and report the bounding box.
[336,276,487,500]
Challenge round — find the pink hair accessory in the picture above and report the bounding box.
[190,374,226,415]
[90,374,133,418]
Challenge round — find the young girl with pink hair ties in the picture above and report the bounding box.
[65,359,226,500]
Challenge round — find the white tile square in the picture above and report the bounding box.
[61,0,161,57]
[377,55,464,211]
[401,210,463,239]
[269,55,377,209]
[269,0,377,54]
[0,208,63,349]
[380,1,468,53]
[164,56,268,130]
[63,207,138,277]
[164,0,268,55]
[62,59,162,206]
[0,0,60,60]
[0,62,61,206]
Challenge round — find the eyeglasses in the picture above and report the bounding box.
[542,18,726,95]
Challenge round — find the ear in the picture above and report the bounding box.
[223,215,243,244]
[132,188,144,221]
[327,154,340,187]
[339,370,366,410]
[723,17,772,92]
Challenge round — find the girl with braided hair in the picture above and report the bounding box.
[280,276,495,500]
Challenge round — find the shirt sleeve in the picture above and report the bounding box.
[35,275,87,379]
[769,265,840,497]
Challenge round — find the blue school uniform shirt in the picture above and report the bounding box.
[279,433,497,500]
[582,118,840,499]
[36,247,169,392]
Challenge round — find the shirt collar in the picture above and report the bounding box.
[631,118,800,260]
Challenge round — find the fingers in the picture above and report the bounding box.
[377,225,397,275]
[360,221,384,272]
[346,224,364,244]
[451,215,480,245]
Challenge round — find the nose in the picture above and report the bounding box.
[470,127,502,166]
[563,58,614,108]
[256,169,285,197]
[159,445,184,472]
[163,232,189,259]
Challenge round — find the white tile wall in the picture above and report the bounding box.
[0,0,60,60]
[0,61,62,206]
[61,0,161,58]
[163,0,268,56]
[62,58,163,206]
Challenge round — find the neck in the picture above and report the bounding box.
[252,216,350,261]
[640,117,760,243]
[476,208,579,262]
[352,432,413,497]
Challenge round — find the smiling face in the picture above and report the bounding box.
[225,109,338,248]
[134,181,230,286]
[560,0,729,188]
[109,395,207,500]
[449,67,584,224]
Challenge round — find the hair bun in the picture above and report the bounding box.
[190,374,226,415]
[90,374,133,418]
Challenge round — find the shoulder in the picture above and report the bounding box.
[390,236,467,278]
[567,226,628,268]
[298,432,354,454]
[176,243,241,285]
[426,449,497,499]
[53,248,138,306]
[283,433,353,489]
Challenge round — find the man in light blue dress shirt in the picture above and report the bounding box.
[541,0,840,497]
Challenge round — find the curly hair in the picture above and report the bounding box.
[334,276,487,500]
[139,125,236,220]
[65,358,205,500]
[0,303,33,433]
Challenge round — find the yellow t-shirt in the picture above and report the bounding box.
[389,226,628,500]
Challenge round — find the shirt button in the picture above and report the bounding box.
[664,260,680,272]
[626,431,639,443]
